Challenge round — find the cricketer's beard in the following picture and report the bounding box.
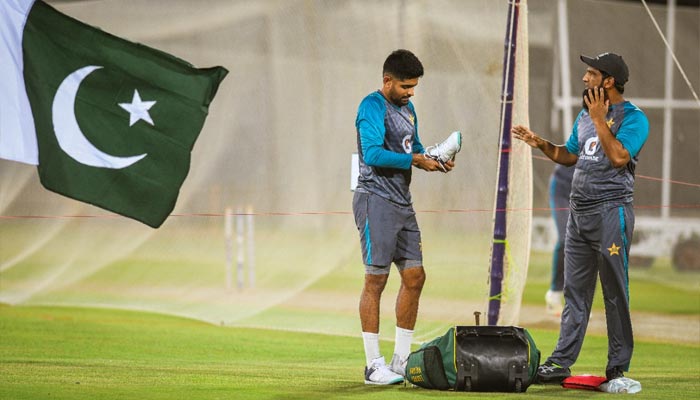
[582,86,609,111]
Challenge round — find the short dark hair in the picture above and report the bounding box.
[383,49,424,80]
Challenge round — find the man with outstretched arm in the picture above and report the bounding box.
[512,52,648,392]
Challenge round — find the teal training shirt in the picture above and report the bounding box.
[355,91,425,206]
[565,101,649,212]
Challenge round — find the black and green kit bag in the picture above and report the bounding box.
[405,325,540,392]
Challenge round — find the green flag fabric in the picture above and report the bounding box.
[20,0,228,228]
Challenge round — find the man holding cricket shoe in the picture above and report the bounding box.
[513,52,648,394]
[352,49,461,385]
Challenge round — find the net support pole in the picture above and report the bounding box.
[661,0,676,219]
[557,0,573,139]
[246,205,255,288]
[224,207,233,291]
[488,0,521,326]
[236,206,245,290]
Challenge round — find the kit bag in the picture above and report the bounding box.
[405,327,457,390]
[405,325,540,392]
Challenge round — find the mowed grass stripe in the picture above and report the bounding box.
[1,304,699,400]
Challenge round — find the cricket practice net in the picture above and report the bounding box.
[0,0,533,339]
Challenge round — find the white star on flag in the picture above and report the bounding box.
[119,89,156,126]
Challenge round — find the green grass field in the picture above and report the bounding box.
[1,304,698,400]
[2,223,699,399]
[523,251,700,315]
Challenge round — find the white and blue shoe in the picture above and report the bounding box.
[364,356,404,385]
[425,131,462,171]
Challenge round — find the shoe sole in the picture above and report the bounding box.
[537,374,571,384]
[364,378,403,385]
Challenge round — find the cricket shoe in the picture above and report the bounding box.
[545,290,564,317]
[425,131,462,171]
[536,360,571,384]
[389,353,407,377]
[364,356,404,385]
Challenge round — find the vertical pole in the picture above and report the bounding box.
[236,207,245,290]
[557,0,573,139]
[247,205,255,289]
[224,207,233,291]
[661,0,676,219]
[488,0,520,326]
[550,48,561,135]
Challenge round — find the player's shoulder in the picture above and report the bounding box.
[357,91,388,123]
[619,101,649,128]
[622,101,647,117]
[359,91,387,109]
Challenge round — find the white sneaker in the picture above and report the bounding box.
[599,377,642,394]
[545,290,563,317]
[425,131,462,171]
[364,356,404,385]
[389,353,407,377]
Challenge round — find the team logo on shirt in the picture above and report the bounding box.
[606,118,615,128]
[607,242,621,256]
[408,113,415,126]
[580,136,600,161]
[402,135,413,153]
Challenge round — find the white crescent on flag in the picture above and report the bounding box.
[52,65,147,169]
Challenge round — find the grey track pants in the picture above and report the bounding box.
[549,203,635,372]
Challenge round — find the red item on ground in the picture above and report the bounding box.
[562,375,607,391]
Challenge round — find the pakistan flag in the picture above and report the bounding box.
[0,0,228,228]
